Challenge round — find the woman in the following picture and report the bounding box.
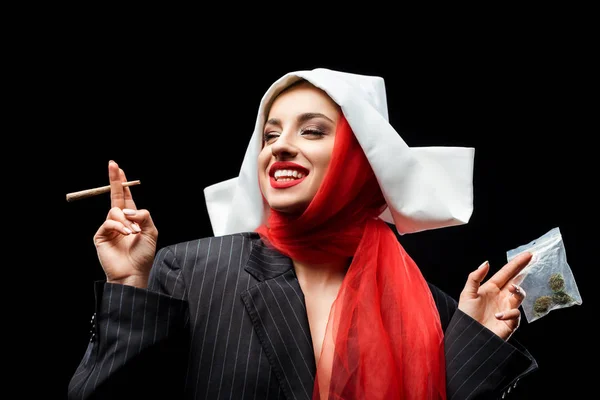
[68,68,536,400]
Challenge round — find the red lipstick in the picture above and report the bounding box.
[269,161,309,189]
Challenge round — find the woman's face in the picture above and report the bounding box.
[258,82,340,215]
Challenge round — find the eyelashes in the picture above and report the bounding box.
[263,128,326,144]
[263,132,277,142]
[301,129,326,137]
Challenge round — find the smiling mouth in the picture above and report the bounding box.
[268,161,309,188]
[273,169,306,181]
[270,170,308,189]
[270,173,307,189]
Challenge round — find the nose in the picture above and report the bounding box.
[270,132,298,159]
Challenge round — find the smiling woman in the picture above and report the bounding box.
[258,82,339,213]
[67,68,537,400]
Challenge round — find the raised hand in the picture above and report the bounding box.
[458,252,532,340]
[93,160,158,288]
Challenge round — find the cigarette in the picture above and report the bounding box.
[66,180,141,202]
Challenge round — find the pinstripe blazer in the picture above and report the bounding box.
[68,232,538,400]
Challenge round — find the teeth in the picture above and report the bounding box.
[274,169,305,180]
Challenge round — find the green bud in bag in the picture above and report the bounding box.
[552,290,574,305]
[533,295,553,315]
[548,273,565,292]
[507,227,582,323]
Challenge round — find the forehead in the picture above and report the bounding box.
[267,82,340,119]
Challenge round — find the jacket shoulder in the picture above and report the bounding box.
[157,232,261,271]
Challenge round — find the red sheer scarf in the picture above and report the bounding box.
[255,114,446,400]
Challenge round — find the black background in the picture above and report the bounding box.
[27,17,591,399]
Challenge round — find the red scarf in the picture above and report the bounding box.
[256,113,446,399]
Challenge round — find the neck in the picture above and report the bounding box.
[293,257,351,292]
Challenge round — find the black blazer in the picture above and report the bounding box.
[67,232,537,400]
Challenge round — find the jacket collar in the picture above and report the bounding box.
[240,232,316,399]
[242,232,294,281]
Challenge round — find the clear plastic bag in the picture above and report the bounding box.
[506,227,582,323]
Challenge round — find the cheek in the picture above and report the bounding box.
[257,150,271,189]
[313,147,334,172]
[257,148,270,171]
[306,153,333,191]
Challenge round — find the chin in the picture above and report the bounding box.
[269,201,309,215]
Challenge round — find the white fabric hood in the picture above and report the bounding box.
[204,68,475,236]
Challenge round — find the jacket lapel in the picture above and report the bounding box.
[241,238,316,400]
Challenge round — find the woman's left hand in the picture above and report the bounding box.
[458,252,532,341]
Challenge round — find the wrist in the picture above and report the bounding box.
[107,275,149,288]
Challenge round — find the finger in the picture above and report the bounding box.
[494,308,521,322]
[462,261,490,298]
[122,208,155,232]
[120,168,137,210]
[96,219,134,239]
[108,206,141,234]
[508,283,526,309]
[488,252,532,289]
[109,160,125,209]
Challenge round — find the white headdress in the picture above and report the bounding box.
[204,68,475,236]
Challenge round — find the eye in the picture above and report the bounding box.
[263,132,280,144]
[301,128,325,137]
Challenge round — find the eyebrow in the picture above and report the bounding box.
[265,112,334,128]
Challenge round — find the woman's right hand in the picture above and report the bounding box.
[93,160,158,288]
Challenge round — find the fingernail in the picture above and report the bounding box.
[109,160,115,164]
[478,261,489,269]
[123,227,132,234]
[495,312,504,318]
[123,209,136,215]
[513,284,526,297]
[131,223,141,232]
